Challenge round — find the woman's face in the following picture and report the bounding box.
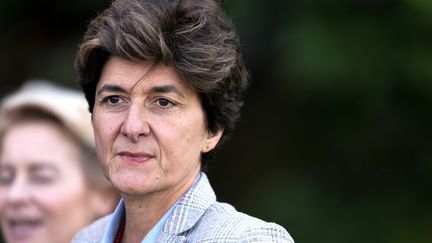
[92,56,222,198]
[0,122,97,243]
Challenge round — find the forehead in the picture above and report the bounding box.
[98,56,192,93]
[0,122,79,168]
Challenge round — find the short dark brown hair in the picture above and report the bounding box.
[75,0,249,166]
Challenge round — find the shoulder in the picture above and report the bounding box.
[188,202,294,242]
[71,214,111,243]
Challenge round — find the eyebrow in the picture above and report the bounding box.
[97,83,186,98]
[96,84,128,96]
[29,163,59,173]
[149,85,185,98]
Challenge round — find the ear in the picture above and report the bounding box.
[202,128,224,153]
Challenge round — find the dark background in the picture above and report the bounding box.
[1,0,432,242]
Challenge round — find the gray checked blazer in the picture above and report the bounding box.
[72,173,294,242]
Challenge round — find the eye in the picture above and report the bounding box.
[31,168,57,185]
[31,174,55,185]
[103,95,123,106]
[108,96,121,104]
[0,167,14,186]
[156,98,174,107]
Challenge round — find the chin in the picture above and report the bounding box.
[111,174,156,195]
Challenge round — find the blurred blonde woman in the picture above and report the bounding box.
[0,81,119,243]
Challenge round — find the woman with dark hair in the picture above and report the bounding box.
[73,0,294,242]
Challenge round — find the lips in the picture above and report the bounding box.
[118,151,154,164]
[6,218,43,239]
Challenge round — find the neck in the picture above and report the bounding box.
[121,171,199,242]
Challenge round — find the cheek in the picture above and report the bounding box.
[181,112,207,146]
[93,112,122,151]
[0,189,6,211]
[32,178,89,217]
[160,115,207,159]
[93,120,111,159]
[93,118,108,144]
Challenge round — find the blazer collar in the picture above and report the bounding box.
[162,172,216,235]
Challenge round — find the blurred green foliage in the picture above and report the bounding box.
[1,0,432,242]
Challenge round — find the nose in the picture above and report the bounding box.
[120,104,151,142]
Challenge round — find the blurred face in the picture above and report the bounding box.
[93,56,222,198]
[0,122,98,243]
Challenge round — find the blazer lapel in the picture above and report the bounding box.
[157,232,187,242]
[160,173,216,238]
